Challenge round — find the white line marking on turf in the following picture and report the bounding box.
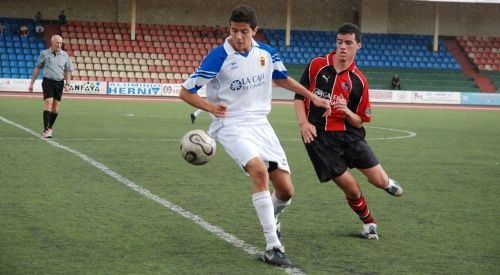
[0,116,304,275]
[365,126,417,140]
[0,127,416,142]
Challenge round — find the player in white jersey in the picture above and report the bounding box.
[179,5,330,268]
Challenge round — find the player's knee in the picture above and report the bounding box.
[277,187,294,201]
[368,173,389,188]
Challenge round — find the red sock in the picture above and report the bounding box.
[346,194,376,224]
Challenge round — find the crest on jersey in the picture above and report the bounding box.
[341,81,351,91]
[259,56,266,67]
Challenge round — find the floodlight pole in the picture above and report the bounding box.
[433,2,439,52]
[285,0,291,47]
[131,0,137,41]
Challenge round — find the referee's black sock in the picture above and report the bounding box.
[43,110,51,130]
[49,112,58,128]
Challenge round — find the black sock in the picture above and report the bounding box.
[43,110,51,130]
[49,112,58,128]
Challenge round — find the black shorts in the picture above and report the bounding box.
[42,78,64,101]
[304,130,379,182]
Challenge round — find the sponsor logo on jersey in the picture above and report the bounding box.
[230,73,265,91]
[313,87,330,99]
[230,79,243,91]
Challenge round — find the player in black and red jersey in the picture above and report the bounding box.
[294,23,403,240]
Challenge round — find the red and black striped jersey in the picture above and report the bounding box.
[295,51,372,138]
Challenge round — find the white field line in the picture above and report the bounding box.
[0,115,305,275]
[0,126,417,142]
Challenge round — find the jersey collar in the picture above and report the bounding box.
[327,51,356,72]
[224,37,258,56]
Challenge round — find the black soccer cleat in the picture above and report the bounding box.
[262,247,293,268]
[276,218,282,242]
[385,179,403,197]
[190,113,196,124]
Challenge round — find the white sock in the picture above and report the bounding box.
[271,191,291,218]
[252,191,281,251]
[193,109,204,117]
[386,178,396,189]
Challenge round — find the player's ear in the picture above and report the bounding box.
[253,25,259,36]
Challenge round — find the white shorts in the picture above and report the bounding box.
[210,123,290,174]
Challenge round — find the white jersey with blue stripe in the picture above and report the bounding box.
[182,37,287,128]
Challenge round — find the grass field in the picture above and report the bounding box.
[1,96,499,274]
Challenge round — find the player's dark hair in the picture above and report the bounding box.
[338,23,362,43]
[230,5,258,29]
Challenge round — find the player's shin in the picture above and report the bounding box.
[252,191,282,250]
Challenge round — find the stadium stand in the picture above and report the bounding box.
[60,21,226,83]
[266,29,490,92]
[264,29,461,69]
[0,17,497,91]
[457,36,500,72]
[0,18,44,79]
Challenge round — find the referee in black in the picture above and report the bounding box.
[29,35,73,138]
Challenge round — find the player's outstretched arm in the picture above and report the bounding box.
[275,77,331,117]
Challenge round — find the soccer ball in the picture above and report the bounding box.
[180,129,216,165]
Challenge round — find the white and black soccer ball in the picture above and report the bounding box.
[180,129,216,165]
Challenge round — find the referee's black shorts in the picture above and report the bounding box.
[304,130,379,182]
[42,77,64,101]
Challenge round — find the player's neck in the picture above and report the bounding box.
[333,55,353,72]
